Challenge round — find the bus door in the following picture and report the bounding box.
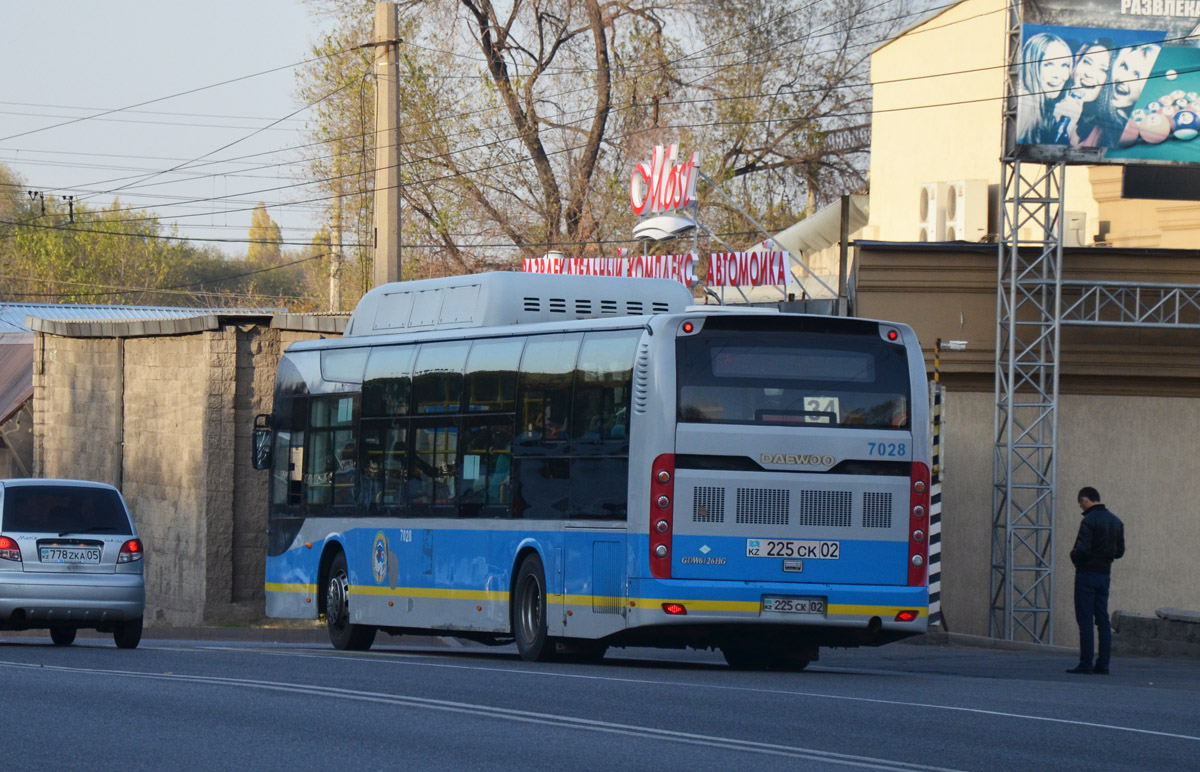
[559,329,640,638]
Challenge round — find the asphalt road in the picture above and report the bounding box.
[0,632,1195,771]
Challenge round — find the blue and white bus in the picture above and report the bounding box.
[253,272,931,668]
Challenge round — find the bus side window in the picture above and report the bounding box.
[571,330,639,451]
[306,395,357,509]
[516,333,581,452]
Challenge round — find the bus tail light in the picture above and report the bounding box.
[895,610,919,622]
[650,454,674,579]
[662,603,687,615]
[908,462,930,586]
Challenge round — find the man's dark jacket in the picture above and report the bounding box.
[1070,504,1126,573]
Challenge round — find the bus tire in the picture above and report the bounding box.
[513,553,554,662]
[723,645,813,671]
[325,551,377,651]
[721,645,768,670]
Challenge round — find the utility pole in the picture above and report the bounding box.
[329,188,343,312]
[372,1,401,288]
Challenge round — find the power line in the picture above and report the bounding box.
[0,47,354,144]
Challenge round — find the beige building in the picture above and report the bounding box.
[868,0,1200,248]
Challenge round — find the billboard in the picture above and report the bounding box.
[1014,0,1200,165]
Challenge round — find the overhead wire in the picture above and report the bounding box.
[3,0,1114,289]
[9,1,971,225]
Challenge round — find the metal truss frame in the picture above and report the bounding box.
[991,158,1065,644]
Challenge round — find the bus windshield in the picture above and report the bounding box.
[676,318,911,429]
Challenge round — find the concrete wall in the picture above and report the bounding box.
[940,390,1200,647]
[33,323,329,626]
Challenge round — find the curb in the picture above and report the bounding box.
[906,630,1076,655]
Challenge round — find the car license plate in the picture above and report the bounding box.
[762,596,826,615]
[40,547,101,564]
[746,539,840,559]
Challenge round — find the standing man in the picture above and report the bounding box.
[1067,487,1126,674]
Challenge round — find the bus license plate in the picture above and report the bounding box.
[763,596,826,615]
[40,547,101,564]
[746,539,840,559]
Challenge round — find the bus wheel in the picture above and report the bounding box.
[513,554,553,662]
[768,651,814,672]
[721,645,769,670]
[325,552,377,651]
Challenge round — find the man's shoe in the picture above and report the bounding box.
[1066,665,1093,674]
[1092,667,1109,674]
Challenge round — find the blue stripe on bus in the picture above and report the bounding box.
[266,526,921,607]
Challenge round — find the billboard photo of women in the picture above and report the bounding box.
[1051,38,1117,147]
[1016,24,1166,154]
[1017,32,1073,144]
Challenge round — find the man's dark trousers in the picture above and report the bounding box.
[1074,570,1112,669]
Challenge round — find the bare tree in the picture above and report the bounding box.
[296,0,912,291]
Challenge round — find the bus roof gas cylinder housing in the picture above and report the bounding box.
[344,272,695,337]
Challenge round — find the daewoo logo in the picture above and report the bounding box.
[760,453,836,467]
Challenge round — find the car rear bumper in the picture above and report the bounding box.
[0,572,145,626]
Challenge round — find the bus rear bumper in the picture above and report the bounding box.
[621,578,929,643]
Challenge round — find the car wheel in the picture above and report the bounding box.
[114,616,143,649]
[50,627,77,646]
[513,553,554,662]
[325,551,377,651]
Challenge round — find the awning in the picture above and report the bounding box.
[747,194,869,257]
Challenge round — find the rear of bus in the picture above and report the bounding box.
[628,312,929,660]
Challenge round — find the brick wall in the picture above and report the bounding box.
[33,323,331,627]
[123,335,210,624]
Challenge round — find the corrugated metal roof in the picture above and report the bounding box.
[0,343,32,425]
[0,303,282,335]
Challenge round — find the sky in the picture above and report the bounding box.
[0,1,341,255]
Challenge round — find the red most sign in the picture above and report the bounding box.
[630,144,699,215]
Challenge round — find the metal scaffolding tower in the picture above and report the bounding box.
[992,0,1063,643]
[992,159,1064,643]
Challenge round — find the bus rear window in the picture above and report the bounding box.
[677,323,911,429]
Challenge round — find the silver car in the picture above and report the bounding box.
[0,479,145,648]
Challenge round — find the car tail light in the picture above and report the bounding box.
[908,462,930,586]
[118,538,143,563]
[0,535,21,562]
[650,454,674,579]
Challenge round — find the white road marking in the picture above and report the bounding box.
[0,658,961,772]
[163,643,1200,744]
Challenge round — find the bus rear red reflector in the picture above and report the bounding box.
[662,603,687,615]
[895,610,918,622]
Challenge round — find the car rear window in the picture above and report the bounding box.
[1,486,133,535]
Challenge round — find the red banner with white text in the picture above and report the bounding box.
[522,251,788,289]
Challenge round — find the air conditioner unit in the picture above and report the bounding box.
[917,182,948,242]
[1063,211,1087,247]
[944,180,988,242]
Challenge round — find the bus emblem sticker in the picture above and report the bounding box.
[372,532,388,583]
